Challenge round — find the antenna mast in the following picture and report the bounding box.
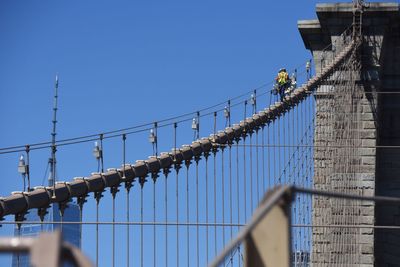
[48,75,59,196]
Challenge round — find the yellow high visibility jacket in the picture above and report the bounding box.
[277,71,289,85]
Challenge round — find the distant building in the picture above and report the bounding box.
[12,202,81,267]
[11,73,82,266]
[292,250,310,267]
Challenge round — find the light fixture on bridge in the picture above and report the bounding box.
[17,155,27,191]
[148,129,157,144]
[18,155,27,174]
[93,141,102,160]
[192,112,200,141]
[224,106,230,118]
[191,117,199,131]
[306,60,311,80]
[250,93,256,107]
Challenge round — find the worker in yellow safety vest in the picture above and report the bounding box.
[275,68,290,101]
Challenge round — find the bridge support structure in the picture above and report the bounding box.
[299,2,400,266]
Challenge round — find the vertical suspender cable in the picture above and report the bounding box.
[288,103,292,186]
[126,182,132,267]
[262,126,265,193]
[277,116,281,183]
[153,175,157,267]
[173,122,180,267]
[242,118,247,264]
[287,109,290,185]
[306,94,308,255]
[267,122,270,189]
[243,101,247,221]
[253,90,260,203]
[205,153,209,264]
[151,124,159,267]
[296,104,300,260]
[308,94,314,254]
[301,99,306,256]
[77,198,84,251]
[304,102,311,259]
[163,162,170,267]
[243,134,247,221]
[256,128,260,203]
[95,192,102,267]
[165,169,168,267]
[272,119,276,185]
[17,223,21,267]
[309,92,315,254]
[195,157,200,267]
[221,147,225,266]
[299,97,304,255]
[297,102,304,259]
[249,132,253,214]
[197,111,200,139]
[100,134,104,173]
[213,111,218,257]
[213,147,217,257]
[176,166,180,267]
[186,162,190,267]
[293,104,298,259]
[292,97,296,187]
[194,124,200,266]
[283,113,286,184]
[150,122,159,157]
[111,187,118,267]
[306,112,312,257]
[228,100,232,127]
[152,123,158,267]
[236,140,241,267]
[292,105,298,257]
[140,178,145,267]
[122,134,132,267]
[229,142,233,267]
[25,145,31,191]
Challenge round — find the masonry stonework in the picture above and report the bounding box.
[299,3,399,266]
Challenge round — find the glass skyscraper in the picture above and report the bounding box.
[12,202,81,267]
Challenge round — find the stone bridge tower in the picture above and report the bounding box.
[298,3,400,266]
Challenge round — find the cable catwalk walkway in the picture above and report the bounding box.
[0,40,358,220]
[0,20,365,266]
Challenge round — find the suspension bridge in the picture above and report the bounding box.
[0,1,399,266]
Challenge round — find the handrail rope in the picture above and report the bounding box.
[0,37,358,220]
[0,62,312,154]
[0,79,302,155]
[0,23,358,155]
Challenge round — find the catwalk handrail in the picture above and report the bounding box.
[0,39,359,220]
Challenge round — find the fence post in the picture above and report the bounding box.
[245,188,292,267]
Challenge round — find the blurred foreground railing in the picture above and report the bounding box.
[0,230,92,267]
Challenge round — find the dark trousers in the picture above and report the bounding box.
[279,84,286,101]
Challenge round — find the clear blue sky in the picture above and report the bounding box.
[0,0,328,194]
[0,1,396,266]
